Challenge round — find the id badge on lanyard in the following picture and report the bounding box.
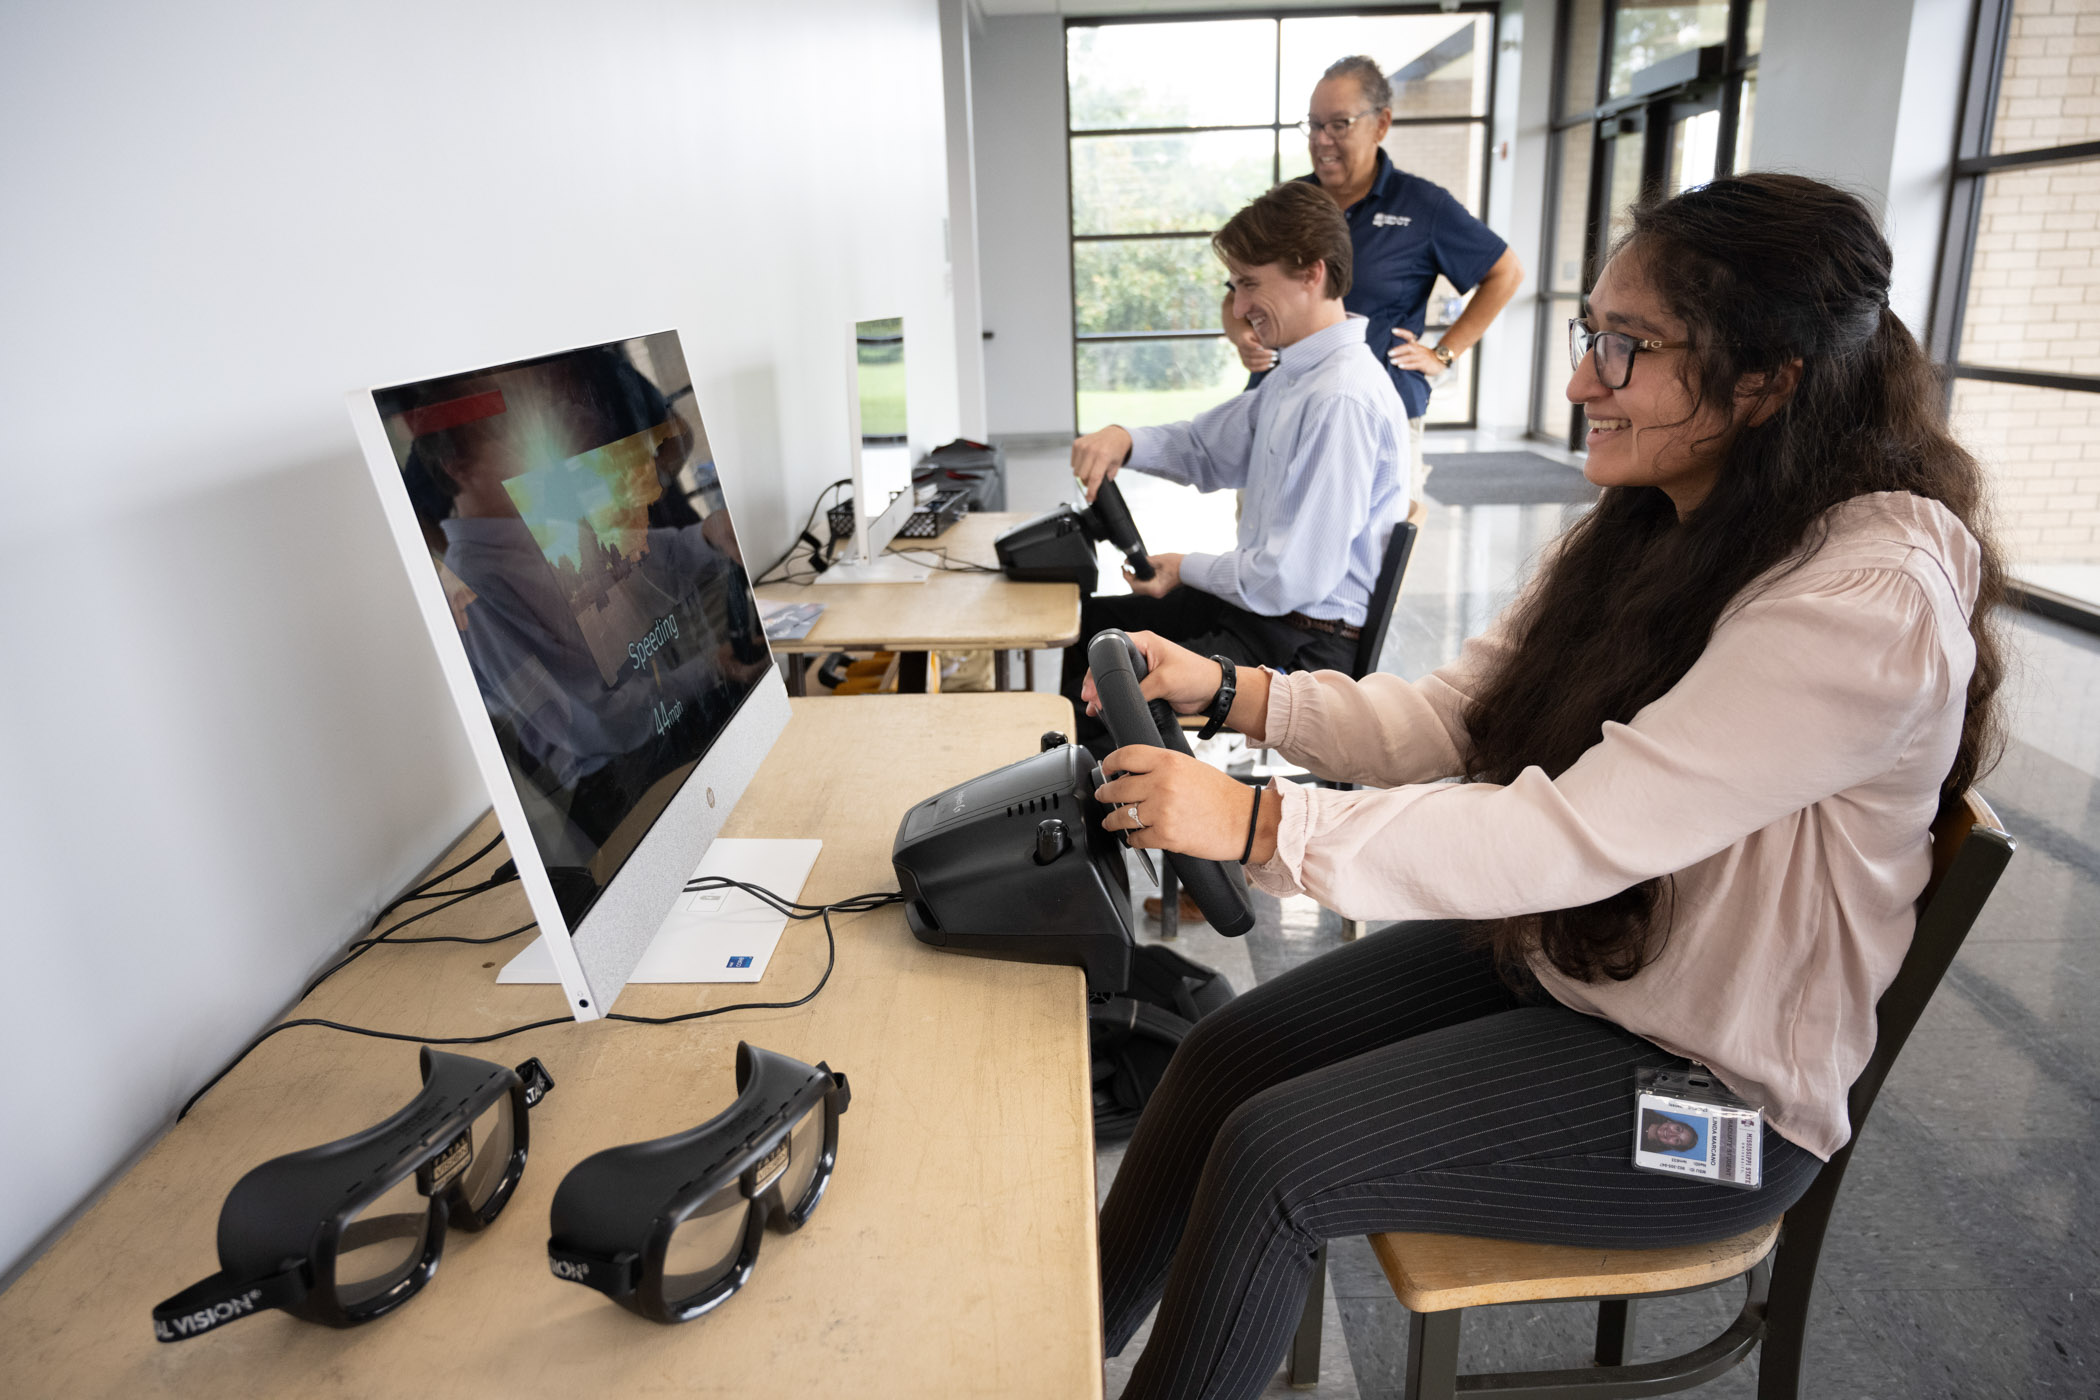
[1632,1065,1763,1190]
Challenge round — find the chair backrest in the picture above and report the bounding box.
[1350,511,1422,680]
[1845,789,2015,1134]
[1761,789,2015,1369]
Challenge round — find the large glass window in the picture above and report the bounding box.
[1935,0,2100,623]
[1531,0,1762,443]
[1066,8,1500,435]
[1606,2,1730,98]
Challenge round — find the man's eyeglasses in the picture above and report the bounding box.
[1568,319,1689,390]
[1295,110,1379,140]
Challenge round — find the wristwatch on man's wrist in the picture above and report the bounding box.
[1197,656,1238,740]
[1432,342,1456,368]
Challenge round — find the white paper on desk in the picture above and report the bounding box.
[757,598,825,641]
[498,838,822,985]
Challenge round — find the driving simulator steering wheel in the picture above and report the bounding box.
[1087,479,1155,582]
[1087,629,1255,937]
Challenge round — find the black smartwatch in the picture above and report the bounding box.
[1197,656,1238,740]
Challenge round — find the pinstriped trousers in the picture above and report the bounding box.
[1098,920,1821,1400]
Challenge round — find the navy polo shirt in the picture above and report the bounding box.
[1254,151,1507,420]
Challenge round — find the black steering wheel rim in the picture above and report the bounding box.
[1086,630,1254,937]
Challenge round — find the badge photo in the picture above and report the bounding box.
[1630,1067,1763,1190]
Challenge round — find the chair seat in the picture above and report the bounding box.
[1368,1216,1780,1314]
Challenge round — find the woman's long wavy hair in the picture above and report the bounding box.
[1467,172,2007,985]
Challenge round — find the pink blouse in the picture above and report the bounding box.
[1247,492,1981,1159]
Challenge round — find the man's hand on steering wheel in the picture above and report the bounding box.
[1070,425,1132,503]
[1123,553,1182,599]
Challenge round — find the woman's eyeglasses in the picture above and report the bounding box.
[1568,319,1689,390]
[1295,111,1378,140]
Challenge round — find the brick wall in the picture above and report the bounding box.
[1953,380,2100,563]
[1959,160,2100,378]
[1959,0,2100,570]
[1991,0,2100,153]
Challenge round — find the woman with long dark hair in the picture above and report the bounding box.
[1082,172,2005,1400]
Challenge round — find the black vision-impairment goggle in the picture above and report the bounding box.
[546,1042,849,1323]
[152,1049,554,1341]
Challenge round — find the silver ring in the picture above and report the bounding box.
[1126,805,1145,829]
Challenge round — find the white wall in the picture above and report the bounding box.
[0,0,959,1282]
[971,12,1078,438]
[943,0,993,439]
[1752,0,1971,335]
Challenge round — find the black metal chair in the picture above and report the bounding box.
[1285,789,2017,1398]
[1154,511,1422,939]
[1347,512,1421,683]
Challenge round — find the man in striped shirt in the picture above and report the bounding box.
[1064,181,1413,757]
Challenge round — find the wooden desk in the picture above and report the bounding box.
[1,695,1102,1400]
[756,511,1078,693]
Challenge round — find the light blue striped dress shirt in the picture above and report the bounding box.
[1124,314,1412,628]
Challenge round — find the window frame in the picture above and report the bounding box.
[1063,3,1505,435]
[1532,0,1762,448]
[1929,0,2100,631]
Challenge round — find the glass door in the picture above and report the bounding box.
[1533,0,1762,446]
[1665,106,1722,195]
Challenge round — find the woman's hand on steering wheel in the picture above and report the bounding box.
[1079,630,1221,718]
[1095,746,1268,861]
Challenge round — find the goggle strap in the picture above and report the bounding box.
[515,1056,556,1108]
[151,1263,308,1343]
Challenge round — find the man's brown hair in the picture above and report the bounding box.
[1213,182,1352,300]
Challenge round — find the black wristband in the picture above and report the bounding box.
[1239,779,1267,865]
[1198,656,1237,740]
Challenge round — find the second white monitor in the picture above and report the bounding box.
[816,315,928,584]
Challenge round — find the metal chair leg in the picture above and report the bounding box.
[1158,859,1178,941]
[1758,1224,1824,1400]
[1288,1242,1326,1389]
[1594,1297,1638,1366]
[1406,1309,1462,1400]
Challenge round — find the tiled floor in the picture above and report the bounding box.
[1004,432,2100,1399]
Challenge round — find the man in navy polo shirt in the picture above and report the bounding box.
[1230,54,1524,499]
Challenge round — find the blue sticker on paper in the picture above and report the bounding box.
[726,956,753,969]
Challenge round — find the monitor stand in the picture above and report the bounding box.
[497,838,823,986]
[813,483,929,584]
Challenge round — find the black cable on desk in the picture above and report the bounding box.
[377,920,539,949]
[754,477,852,586]
[612,883,902,1026]
[892,547,1000,575]
[177,880,902,1120]
[370,832,507,918]
[299,875,522,1000]
[176,1014,576,1120]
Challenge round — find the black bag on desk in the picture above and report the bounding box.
[922,438,1006,512]
[1089,944,1235,1141]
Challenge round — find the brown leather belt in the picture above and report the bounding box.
[1284,611,1361,640]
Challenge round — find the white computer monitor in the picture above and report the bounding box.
[813,315,929,585]
[346,329,790,1020]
